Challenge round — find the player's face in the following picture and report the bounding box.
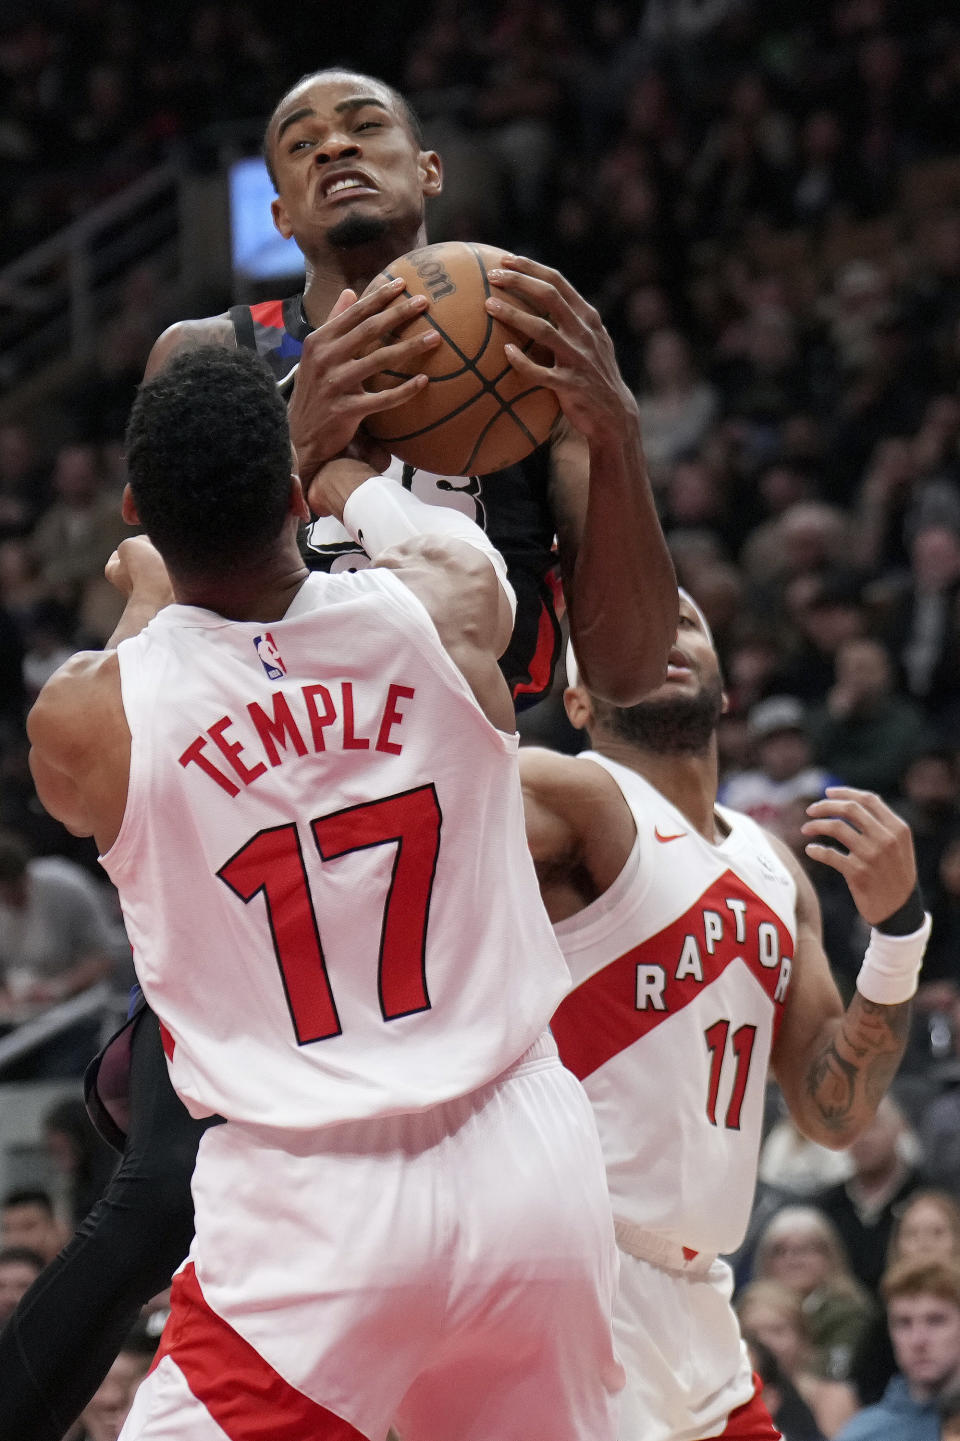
[571,595,724,754]
[268,75,442,252]
[653,597,721,703]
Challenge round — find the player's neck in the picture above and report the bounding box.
[595,737,722,842]
[302,223,428,326]
[171,548,310,623]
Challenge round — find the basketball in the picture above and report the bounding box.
[361,241,560,476]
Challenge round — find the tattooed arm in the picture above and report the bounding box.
[769,788,921,1149]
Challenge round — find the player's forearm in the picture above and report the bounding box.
[564,424,676,704]
[798,993,911,1147]
[105,594,168,649]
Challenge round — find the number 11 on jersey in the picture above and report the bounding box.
[704,1019,757,1131]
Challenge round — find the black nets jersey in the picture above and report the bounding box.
[230,296,562,706]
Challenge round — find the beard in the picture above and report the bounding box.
[326,212,392,249]
[599,673,724,755]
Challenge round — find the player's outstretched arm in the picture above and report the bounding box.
[771,788,928,1149]
[487,255,676,705]
[28,538,172,843]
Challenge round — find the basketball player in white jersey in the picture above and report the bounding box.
[520,591,930,1441]
[26,346,622,1441]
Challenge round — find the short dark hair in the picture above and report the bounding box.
[125,348,293,579]
[2,1189,53,1216]
[0,1245,44,1271]
[262,68,424,190]
[883,1257,960,1310]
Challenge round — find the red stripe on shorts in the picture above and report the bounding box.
[153,1262,367,1440]
[711,1374,781,1440]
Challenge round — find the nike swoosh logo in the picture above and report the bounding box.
[654,828,687,843]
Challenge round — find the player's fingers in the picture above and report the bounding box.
[504,345,579,391]
[826,786,903,831]
[485,298,579,362]
[328,288,359,321]
[496,255,596,325]
[343,330,441,386]
[804,841,852,876]
[800,815,884,860]
[487,269,583,334]
[355,373,430,414]
[805,796,893,843]
[321,276,408,333]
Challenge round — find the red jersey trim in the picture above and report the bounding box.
[248,299,286,331]
[552,868,792,1081]
[158,1020,176,1061]
[150,1262,366,1439]
[512,585,559,699]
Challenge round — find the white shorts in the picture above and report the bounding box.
[614,1232,758,1441]
[121,1034,623,1441]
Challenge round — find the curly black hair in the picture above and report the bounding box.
[262,68,424,191]
[124,347,293,578]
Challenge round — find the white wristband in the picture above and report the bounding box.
[856,914,932,1006]
[342,476,516,621]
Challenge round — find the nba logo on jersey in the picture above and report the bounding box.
[253,633,285,680]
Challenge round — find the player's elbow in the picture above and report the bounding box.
[577,645,669,706]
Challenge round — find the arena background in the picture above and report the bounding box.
[1,2,960,1433]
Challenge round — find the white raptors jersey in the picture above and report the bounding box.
[551,753,796,1257]
[101,569,570,1131]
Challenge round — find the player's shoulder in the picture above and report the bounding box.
[144,313,237,379]
[28,650,120,752]
[518,746,618,802]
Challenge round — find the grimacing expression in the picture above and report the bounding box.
[267,74,441,251]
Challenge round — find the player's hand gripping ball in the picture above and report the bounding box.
[361,242,561,475]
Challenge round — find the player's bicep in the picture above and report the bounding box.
[518,750,582,872]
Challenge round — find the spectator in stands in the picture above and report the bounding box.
[721,694,836,827]
[0,1189,64,1264]
[636,327,719,480]
[836,1260,960,1441]
[27,443,129,641]
[850,1189,960,1408]
[737,1278,859,1437]
[76,1324,157,1441]
[810,637,930,796]
[0,1245,43,1326]
[0,829,124,1013]
[0,422,47,540]
[771,571,868,705]
[753,1205,877,1382]
[44,1098,116,1227]
[881,522,960,723]
[745,1335,826,1441]
[814,1097,925,1294]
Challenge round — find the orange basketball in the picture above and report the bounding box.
[361,242,560,476]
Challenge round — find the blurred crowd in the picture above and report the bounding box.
[4,0,960,1435]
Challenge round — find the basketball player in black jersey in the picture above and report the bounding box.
[0,70,675,1440]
